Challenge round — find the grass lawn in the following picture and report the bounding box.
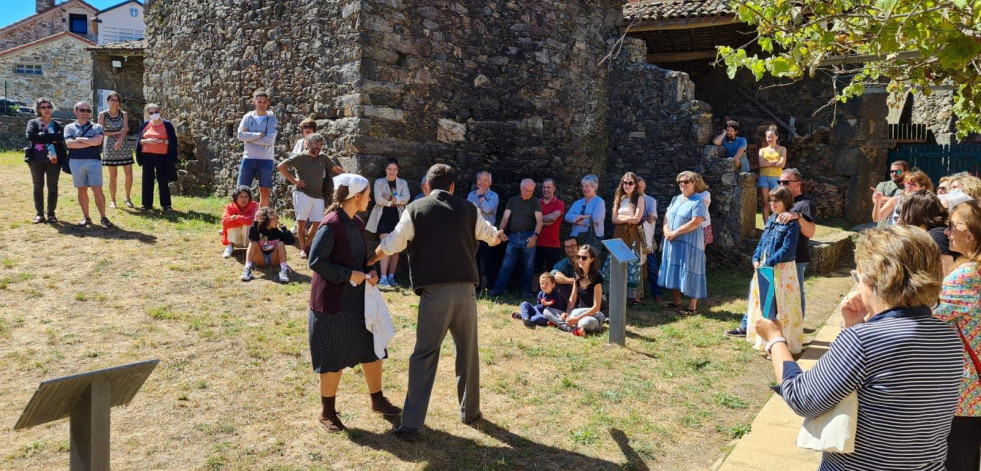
[0,151,855,470]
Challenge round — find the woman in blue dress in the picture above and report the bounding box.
[658,171,708,315]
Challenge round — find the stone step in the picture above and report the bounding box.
[738,229,857,276]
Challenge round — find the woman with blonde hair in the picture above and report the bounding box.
[757,225,962,469]
[950,172,981,201]
[935,200,981,470]
[605,171,646,304]
[98,91,133,208]
[658,171,708,315]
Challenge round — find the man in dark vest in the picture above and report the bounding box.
[369,163,503,439]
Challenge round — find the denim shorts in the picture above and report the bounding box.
[238,158,274,188]
[757,175,780,190]
[69,159,104,188]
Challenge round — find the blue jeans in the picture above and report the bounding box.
[646,252,662,298]
[493,231,537,296]
[740,262,808,330]
[519,302,551,326]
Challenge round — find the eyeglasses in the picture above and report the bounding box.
[677,180,692,185]
[890,170,904,175]
[778,179,798,186]
[563,245,578,250]
[948,220,967,231]
[622,181,635,186]
[76,109,92,113]
[38,105,53,109]
[577,255,590,260]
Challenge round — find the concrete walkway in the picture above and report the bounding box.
[714,300,849,471]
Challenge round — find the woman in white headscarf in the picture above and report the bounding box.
[307,173,401,433]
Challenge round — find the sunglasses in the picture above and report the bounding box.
[778,179,798,186]
[677,180,692,185]
[622,181,635,186]
[77,109,92,113]
[891,170,904,175]
[38,105,53,109]
[577,255,590,260]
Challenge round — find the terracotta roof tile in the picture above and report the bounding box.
[623,0,732,22]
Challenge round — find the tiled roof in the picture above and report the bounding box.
[623,0,732,22]
[0,31,96,58]
[0,0,98,36]
[87,39,146,51]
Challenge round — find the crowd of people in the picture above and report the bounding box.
[22,92,981,463]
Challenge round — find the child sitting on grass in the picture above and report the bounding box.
[241,207,296,283]
[511,273,567,329]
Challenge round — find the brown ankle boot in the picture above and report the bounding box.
[318,396,345,432]
[370,391,402,418]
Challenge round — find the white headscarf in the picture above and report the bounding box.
[333,173,369,200]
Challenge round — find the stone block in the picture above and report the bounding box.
[361,105,405,122]
[833,148,866,177]
[437,118,466,143]
[704,145,727,159]
[740,173,759,238]
[809,231,856,276]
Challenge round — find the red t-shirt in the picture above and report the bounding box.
[538,197,565,248]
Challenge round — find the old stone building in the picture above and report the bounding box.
[144,0,740,245]
[0,0,99,52]
[0,32,95,111]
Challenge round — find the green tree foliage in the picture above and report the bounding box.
[718,0,981,138]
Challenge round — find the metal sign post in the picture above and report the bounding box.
[14,360,159,471]
[602,238,638,347]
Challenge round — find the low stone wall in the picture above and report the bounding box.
[809,230,856,276]
[0,116,32,150]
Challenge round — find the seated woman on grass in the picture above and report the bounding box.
[222,185,259,258]
[543,244,605,337]
[241,206,295,283]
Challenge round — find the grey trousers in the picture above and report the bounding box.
[401,283,480,428]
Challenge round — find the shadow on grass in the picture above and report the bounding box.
[49,219,157,244]
[348,418,637,470]
[128,207,221,225]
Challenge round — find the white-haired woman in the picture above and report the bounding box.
[307,173,401,432]
[565,174,606,246]
[135,103,177,211]
[757,225,963,469]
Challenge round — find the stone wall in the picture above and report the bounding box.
[0,4,98,51]
[0,34,94,111]
[607,37,740,247]
[0,115,33,150]
[888,87,957,145]
[91,50,146,130]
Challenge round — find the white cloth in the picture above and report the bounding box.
[291,139,305,156]
[293,190,325,223]
[364,283,395,359]
[225,225,249,248]
[796,391,858,453]
[333,173,369,199]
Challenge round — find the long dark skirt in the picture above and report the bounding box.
[308,308,386,373]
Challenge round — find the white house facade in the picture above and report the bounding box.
[96,0,144,45]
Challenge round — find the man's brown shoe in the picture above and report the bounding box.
[317,412,345,432]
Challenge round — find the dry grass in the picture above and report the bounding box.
[0,151,855,470]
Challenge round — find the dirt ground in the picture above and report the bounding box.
[0,152,856,470]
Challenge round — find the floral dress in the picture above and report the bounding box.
[934,262,981,417]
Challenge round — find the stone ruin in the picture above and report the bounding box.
[143,0,740,248]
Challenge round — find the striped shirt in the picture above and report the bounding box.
[777,306,962,470]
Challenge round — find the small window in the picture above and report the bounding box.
[69,14,88,34]
[14,64,42,75]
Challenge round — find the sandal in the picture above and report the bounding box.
[78,217,92,227]
[678,308,699,316]
[101,217,114,228]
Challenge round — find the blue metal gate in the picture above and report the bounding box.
[889,144,981,183]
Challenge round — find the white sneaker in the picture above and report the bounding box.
[222,245,234,258]
[240,266,254,282]
[278,266,291,283]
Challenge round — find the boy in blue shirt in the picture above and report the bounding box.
[511,273,567,328]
